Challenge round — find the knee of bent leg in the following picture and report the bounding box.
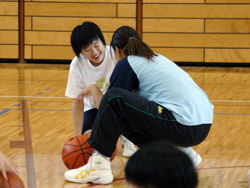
[106,87,124,97]
[102,88,126,103]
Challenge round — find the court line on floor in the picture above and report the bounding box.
[1,108,250,116]
[81,177,125,188]
[9,101,37,188]
[0,108,71,112]
[0,96,250,103]
[80,165,250,187]
[0,95,68,99]
[197,165,250,170]
[214,113,250,116]
[211,100,250,103]
[0,109,11,115]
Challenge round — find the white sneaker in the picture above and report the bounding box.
[64,151,113,184]
[120,136,137,157]
[178,147,202,167]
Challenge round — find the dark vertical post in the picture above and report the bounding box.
[19,0,26,63]
[136,0,142,39]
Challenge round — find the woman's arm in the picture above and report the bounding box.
[72,98,84,136]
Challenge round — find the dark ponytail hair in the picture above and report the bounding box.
[110,26,156,60]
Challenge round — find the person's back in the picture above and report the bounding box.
[127,54,213,126]
[125,141,198,188]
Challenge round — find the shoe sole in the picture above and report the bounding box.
[122,149,137,158]
[65,172,113,184]
[122,153,133,158]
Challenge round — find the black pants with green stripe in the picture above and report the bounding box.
[88,88,211,157]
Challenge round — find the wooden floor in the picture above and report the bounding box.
[0,63,249,188]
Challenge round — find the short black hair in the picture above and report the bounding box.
[71,21,106,57]
[125,141,198,188]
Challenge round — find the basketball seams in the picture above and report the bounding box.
[62,145,93,160]
[62,149,82,160]
[62,147,93,160]
[64,143,86,147]
[72,152,93,169]
[62,135,95,169]
[72,152,89,169]
[64,144,82,147]
[76,136,88,166]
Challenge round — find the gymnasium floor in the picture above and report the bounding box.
[0,63,249,188]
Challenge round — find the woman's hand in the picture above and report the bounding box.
[77,88,91,99]
[77,84,103,109]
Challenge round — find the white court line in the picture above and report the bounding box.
[0,96,68,99]
[0,96,249,103]
[210,100,250,103]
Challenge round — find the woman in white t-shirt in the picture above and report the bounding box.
[65,22,116,136]
[65,22,137,157]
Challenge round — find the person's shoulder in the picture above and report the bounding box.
[115,57,130,69]
[119,57,129,63]
[127,55,146,64]
[71,55,78,64]
[69,54,88,72]
[71,54,87,66]
[153,53,173,62]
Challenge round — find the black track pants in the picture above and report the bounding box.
[88,88,211,157]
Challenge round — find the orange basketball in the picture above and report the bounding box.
[62,135,94,169]
[62,134,118,169]
[0,171,24,188]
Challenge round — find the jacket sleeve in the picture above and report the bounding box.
[109,57,139,91]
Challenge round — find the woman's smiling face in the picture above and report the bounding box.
[81,38,105,66]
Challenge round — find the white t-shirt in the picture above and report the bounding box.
[65,46,116,111]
